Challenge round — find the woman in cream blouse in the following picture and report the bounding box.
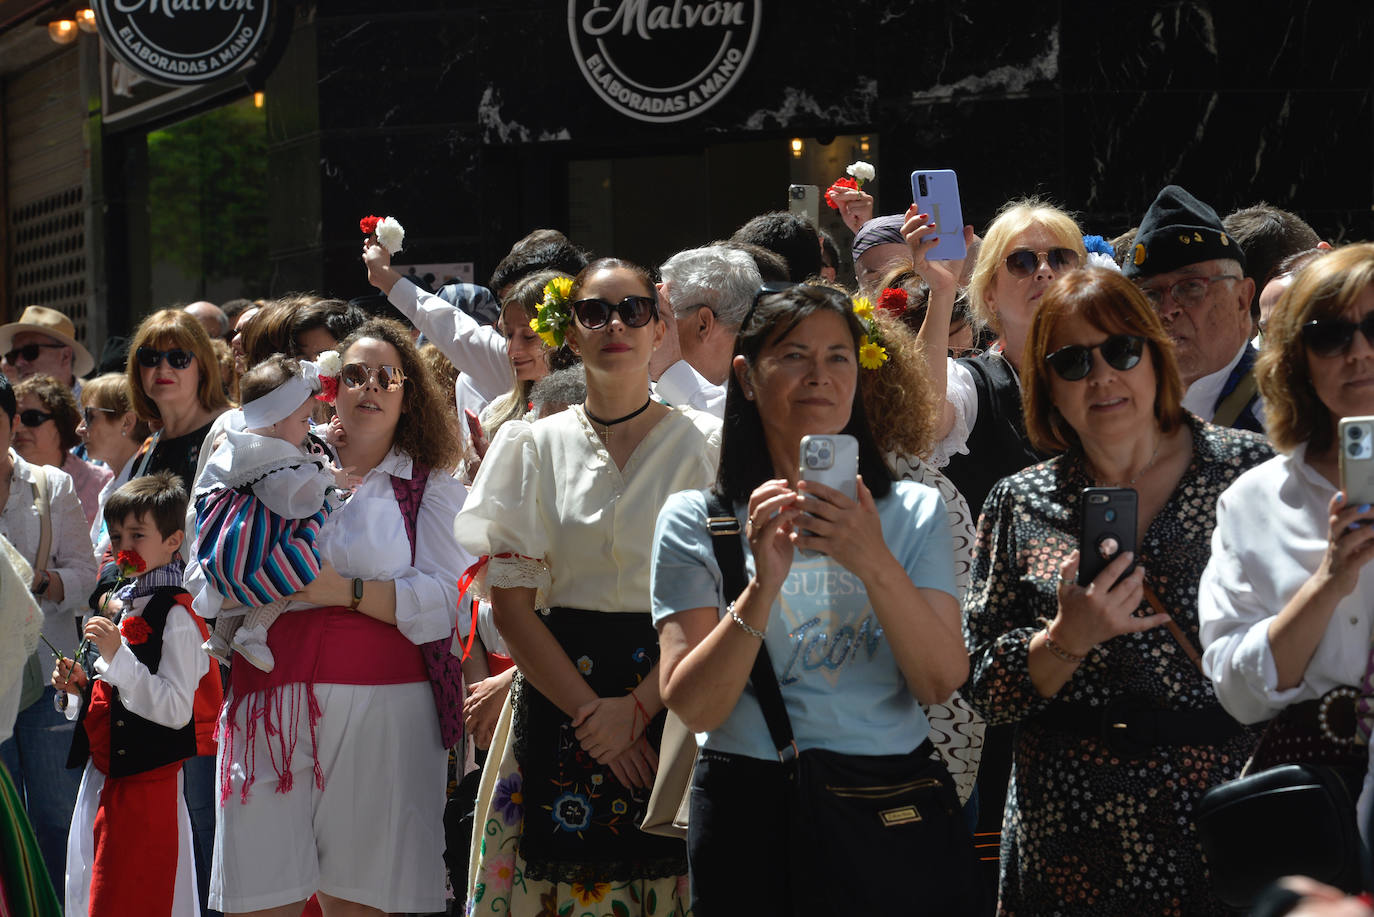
[455,258,718,917]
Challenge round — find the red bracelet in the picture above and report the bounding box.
[630,692,651,741]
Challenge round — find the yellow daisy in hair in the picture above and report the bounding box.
[546,275,574,302]
[530,317,560,349]
[852,296,874,320]
[859,337,888,370]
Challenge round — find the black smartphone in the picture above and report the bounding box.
[1077,487,1137,586]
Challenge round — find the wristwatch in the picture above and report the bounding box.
[349,577,364,610]
[32,570,50,596]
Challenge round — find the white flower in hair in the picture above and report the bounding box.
[375,216,405,255]
[315,351,343,377]
[846,161,876,183]
[1086,251,1122,273]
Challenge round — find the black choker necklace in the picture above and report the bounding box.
[584,396,653,440]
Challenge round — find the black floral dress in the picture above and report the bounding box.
[964,416,1273,916]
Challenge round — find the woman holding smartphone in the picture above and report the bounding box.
[964,266,1272,915]
[1200,245,1374,822]
[455,259,718,917]
[650,282,975,915]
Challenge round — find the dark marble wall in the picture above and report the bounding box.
[270,0,1373,298]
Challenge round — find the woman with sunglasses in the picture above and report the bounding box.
[212,318,471,917]
[964,266,1272,914]
[903,198,1087,518]
[650,282,976,914]
[12,375,112,528]
[1200,244,1374,835]
[0,371,97,894]
[75,374,150,559]
[455,258,718,917]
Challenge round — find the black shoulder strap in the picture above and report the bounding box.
[703,490,797,762]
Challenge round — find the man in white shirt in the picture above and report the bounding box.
[1125,185,1264,433]
[651,245,761,419]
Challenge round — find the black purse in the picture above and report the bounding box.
[1194,762,1363,908]
[704,493,980,915]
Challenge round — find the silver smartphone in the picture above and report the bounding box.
[789,184,820,227]
[910,169,966,261]
[1339,416,1374,506]
[798,434,858,555]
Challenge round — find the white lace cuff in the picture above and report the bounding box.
[472,554,551,607]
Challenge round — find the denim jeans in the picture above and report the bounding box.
[0,688,83,894]
[183,754,220,917]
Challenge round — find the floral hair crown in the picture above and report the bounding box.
[850,296,889,370]
[825,160,875,210]
[530,276,574,348]
[360,214,406,255]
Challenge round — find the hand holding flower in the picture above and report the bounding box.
[85,616,123,663]
[52,657,87,695]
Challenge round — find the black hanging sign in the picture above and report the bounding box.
[94,0,273,86]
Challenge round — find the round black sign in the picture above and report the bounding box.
[95,0,272,86]
[568,0,762,124]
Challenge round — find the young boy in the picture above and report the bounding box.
[52,471,222,917]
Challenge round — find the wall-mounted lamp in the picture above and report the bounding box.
[76,8,97,33]
[253,91,265,108]
[860,135,871,154]
[790,138,804,158]
[48,18,78,44]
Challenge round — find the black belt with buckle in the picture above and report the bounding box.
[1034,696,1246,758]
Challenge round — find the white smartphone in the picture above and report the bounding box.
[1339,416,1374,506]
[789,184,820,227]
[910,169,966,261]
[798,434,858,555]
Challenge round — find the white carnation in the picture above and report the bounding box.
[316,351,342,376]
[376,216,405,255]
[846,161,875,183]
[1086,251,1122,273]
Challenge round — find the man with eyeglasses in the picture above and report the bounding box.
[1125,185,1263,433]
[0,305,95,396]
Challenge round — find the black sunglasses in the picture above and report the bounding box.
[17,409,54,428]
[136,346,195,370]
[1004,248,1081,278]
[1302,313,1374,358]
[1044,334,1145,381]
[3,343,66,365]
[82,406,116,426]
[571,295,659,330]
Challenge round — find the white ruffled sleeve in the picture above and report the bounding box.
[251,462,335,519]
[928,359,977,469]
[453,420,550,599]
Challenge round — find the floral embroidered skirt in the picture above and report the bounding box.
[466,609,690,917]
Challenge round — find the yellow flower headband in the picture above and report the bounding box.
[851,296,889,370]
[530,276,574,348]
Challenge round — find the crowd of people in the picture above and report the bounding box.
[1,175,1373,917]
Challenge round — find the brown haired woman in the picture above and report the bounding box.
[76,374,150,558]
[12,375,111,527]
[1200,244,1374,838]
[211,318,473,916]
[964,266,1273,914]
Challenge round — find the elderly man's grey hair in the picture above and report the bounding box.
[658,245,761,329]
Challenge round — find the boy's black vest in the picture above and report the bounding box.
[67,586,197,778]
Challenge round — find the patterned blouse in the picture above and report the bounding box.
[964,416,1273,916]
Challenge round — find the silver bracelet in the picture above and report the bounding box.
[729,606,766,639]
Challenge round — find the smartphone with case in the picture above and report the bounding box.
[799,434,859,556]
[1078,488,1138,586]
[910,169,966,261]
[1339,416,1374,506]
[789,184,820,227]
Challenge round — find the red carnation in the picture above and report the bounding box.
[314,375,339,405]
[115,550,146,576]
[120,616,152,646]
[359,215,382,235]
[825,177,859,209]
[878,288,909,315]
